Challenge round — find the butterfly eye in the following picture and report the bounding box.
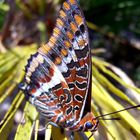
[85,122,93,129]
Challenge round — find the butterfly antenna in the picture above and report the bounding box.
[99,117,121,120]
[95,104,140,119]
[88,105,140,139]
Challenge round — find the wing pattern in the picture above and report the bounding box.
[20,0,91,129]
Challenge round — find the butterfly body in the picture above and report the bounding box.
[19,0,98,133]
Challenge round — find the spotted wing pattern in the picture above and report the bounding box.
[19,0,91,129]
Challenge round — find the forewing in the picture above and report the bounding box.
[39,0,91,121]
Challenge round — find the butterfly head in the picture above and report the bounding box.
[84,119,99,132]
[70,112,98,132]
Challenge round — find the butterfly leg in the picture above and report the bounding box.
[65,130,74,140]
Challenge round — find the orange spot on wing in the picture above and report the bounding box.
[54,88,63,97]
[63,2,70,10]
[65,77,73,83]
[75,15,83,25]
[56,18,64,27]
[38,44,51,54]
[75,86,86,95]
[67,31,74,40]
[60,10,66,18]
[64,40,71,48]
[78,39,86,47]
[31,88,36,94]
[53,27,60,36]
[69,0,76,5]
[79,59,85,66]
[70,22,77,33]
[76,76,86,83]
[50,36,57,45]
[61,48,68,57]
[55,57,62,65]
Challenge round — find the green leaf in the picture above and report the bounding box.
[15,102,38,140]
[0,92,24,140]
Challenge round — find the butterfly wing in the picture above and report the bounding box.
[20,0,91,125]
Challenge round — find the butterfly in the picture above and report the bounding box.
[19,0,98,135]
